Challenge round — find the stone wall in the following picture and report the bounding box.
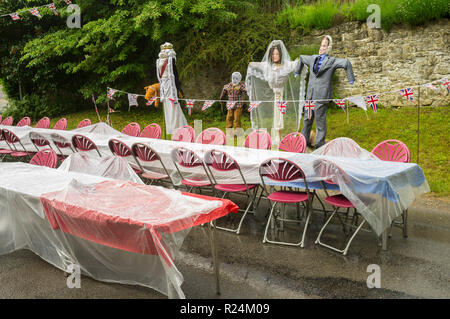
[184,19,450,107]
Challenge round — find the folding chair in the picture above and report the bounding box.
[50,133,75,161]
[172,125,195,142]
[29,132,52,152]
[1,128,32,162]
[171,146,213,193]
[72,134,102,157]
[35,117,50,129]
[243,129,271,150]
[371,139,410,238]
[313,159,369,256]
[321,137,361,158]
[30,148,58,168]
[259,158,312,247]
[53,118,67,130]
[132,142,174,187]
[140,123,162,139]
[0,130,13,162]
[77,118,92,129]
[1,116,13,126]
[108,139,143,175]
[195,128,226,145]
[204,149,259,234]
[16,117,31,127]
[122,122,141,137]
[279,132,306,153]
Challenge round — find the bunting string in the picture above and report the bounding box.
[0,1,72,19]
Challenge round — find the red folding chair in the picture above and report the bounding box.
[108,139,143,175]
[279,132,306,153]
[121,122,141,137]
[30,148,58,168]
[204,149,259,234]
[140,123,162,139]
[35,117,50,129]
[53,118,67,130]
[29,132,52,152]
[1,128,31,161]
[0,129,13,162]
[50,133,75,160]
[172,125,195,143]
[77,118,92,129]
[195,127,226,145]
[313,159,369,256]
[132,142,174,187]
[16,117,31,127]
[1,116,13,126]
[243,129,271,150]
[371,139,410,237]
[321,137,361,157]
[171,146,213,193]
[72,134,102,157]
[259,158,312,247]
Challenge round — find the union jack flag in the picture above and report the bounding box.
[440,78,450,93]
[48,3,59,15]
[399,88,415,102]
[277,100,287,115]
[333,99,346,112]
[202,100,214,111]
[108,107,116,113]
[248,101,261,112]
[304,100,315,120]
[10,13,20,21]
[64,0,72,4]
[423,83,440,92]
[107,88,118,99]
[128,94,139,106]
[30,8,41,18]
[365,95,380,115]
[226,101,236,110]
[146,98,156,106]
[186,100,194,116]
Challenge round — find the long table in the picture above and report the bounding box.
[0,162,238,298]
[0,123,430,243]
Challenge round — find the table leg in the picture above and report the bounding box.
[209,220,221,295]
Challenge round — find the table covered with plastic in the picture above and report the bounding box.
[0,162,238,298]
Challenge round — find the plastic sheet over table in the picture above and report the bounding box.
[0,162,238,298]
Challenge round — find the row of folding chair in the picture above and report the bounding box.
[121,122,162,139]
[0,115,93,130]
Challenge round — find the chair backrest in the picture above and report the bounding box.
[140,123,162,139]
[243,129,271,150]
[2,129,20,144]
[29,132,51,148]
[313,158,352,185]
[195,128,226,145]
[171,147,204,168]
[371,139,410,163]
[35,117,50,129]
[259,158,307,183]
[279,132,306,153]
[108,139,133,157]
[204,149,240,172]
[51,133,72,149]
[0,115,2,123]
[77,118,92,128]
[72,134,101,156]
[132,143,161,163]
[122,122,141,137]
[172,125,195,143]
[53,118,67,130]
[30,148,58,168]
[1,116,13,126]
[17,117,31,127]
[322,137,361,158]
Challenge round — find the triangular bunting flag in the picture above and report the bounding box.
[399,88,415,102]
[128,94,139,107]
[440,78,450,93]
[107,88,118,99]
[64,0,72,4]
[303,100,315,120]
[226,101,236,110]
[168,98,176,107]
[365,95,380,115]
[248,101,261,112]
[10,13,21,21]
[186,100,194,116]
[30,8,42,18]
[202,100,214,111]
[347,96,367,111]
[333,99,346,112]
[146,98,156,106]
[423,83,440,92]
[48,4,59,16]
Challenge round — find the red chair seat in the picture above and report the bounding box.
[182,179,211,187]
[132,167,143,175]
[0,149,12,154]
[267,191,309,203]
[11,151,29,157]
[325,194,354,208]
[142,171,169,180]
[215,183,257,193]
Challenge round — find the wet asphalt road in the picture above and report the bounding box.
[0,192,449,300]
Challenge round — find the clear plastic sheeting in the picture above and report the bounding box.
[72,122,124,135]
[58,152,143,184]
[0,162,237,298]
[312,137,380,160]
